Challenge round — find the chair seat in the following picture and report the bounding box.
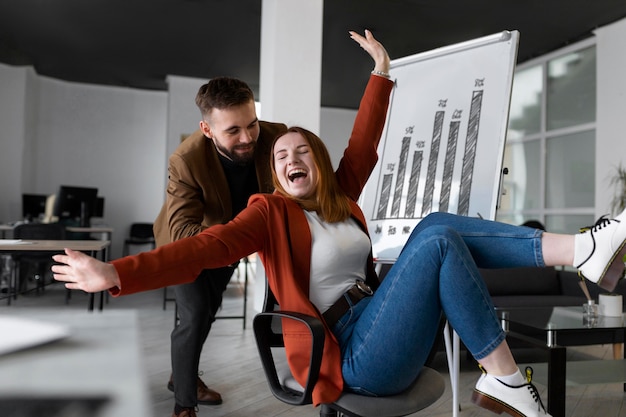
[279,364,445,417]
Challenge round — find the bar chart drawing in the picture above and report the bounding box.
[421,111,444,217]
[371,87,483,222]
[359,31,519,260]
[458,87,484,216]
[439,115,461,214]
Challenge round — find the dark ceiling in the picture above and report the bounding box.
[1,1,625,109]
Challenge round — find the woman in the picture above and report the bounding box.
[53,30,626,417]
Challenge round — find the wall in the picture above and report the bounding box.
[320,106,357,167]
[0,63,28,222]
[0,65,168,259]
[595,18,626,217]
[165,75,205,174]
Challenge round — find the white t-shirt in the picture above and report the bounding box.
[304,210,371,313]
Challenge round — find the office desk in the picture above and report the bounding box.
[66,226,114,260]
[1,225,113,240]
[0,239,110,311]
[0,239,109,252]
[0,309,151,417]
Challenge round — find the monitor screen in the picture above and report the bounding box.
[93,196,105,218]
[52,185,99,226]
[22,194,48,221]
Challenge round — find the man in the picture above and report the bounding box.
[153,77,287,417]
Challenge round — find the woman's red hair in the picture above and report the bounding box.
[270,127,352,223]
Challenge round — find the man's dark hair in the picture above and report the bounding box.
[195,77,255,118]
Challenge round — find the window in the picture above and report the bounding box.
[497,40,596,234]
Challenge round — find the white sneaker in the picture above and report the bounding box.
[575,208,626,292]
[472,367,551,417]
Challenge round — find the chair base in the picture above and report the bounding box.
[320,405,337,417]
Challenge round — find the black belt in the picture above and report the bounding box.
[322,280,374,327]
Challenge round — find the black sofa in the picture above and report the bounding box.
[376,262,626,313]
[479,266,626,309]
[376,263,626,356]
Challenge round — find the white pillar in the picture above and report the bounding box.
[255,0,324,311]
[594,18,626,217]
[259,0,323,133]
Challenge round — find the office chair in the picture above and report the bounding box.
[121,223,168,309]
[12,223,67,299]
[122,223,156,256]
[253,283,446,417]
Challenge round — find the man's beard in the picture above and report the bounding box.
[215,141,256,166]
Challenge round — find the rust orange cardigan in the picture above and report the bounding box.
[110,75,393,405]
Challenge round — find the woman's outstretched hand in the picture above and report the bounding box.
[52,248,121,292]
[349,29,391,76]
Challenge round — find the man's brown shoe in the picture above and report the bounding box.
[167,374,223,405]
[172,407,196,417]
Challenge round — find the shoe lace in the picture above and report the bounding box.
[581,214,620,233]
[523,367,547,413]
[494,367,547,414]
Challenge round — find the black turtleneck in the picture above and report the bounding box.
[217,153,259,219]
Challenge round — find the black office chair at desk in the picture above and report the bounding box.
[121,223,172,310]
[12,223,67,300]
[122,223,156,256]
[253,283,446,417]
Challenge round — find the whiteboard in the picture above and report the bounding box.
[360,30,519,261]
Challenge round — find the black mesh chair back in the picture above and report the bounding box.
[13,223,66,240]
[129,223,155,241]
[122,223,155,256]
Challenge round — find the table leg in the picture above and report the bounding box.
[87,292,105,311]
[87,249,95,312]
[98,245,108,311]
[619,336,626,392]
[93,247,108,312]
[547,345,566,417]
[6,257,15,305]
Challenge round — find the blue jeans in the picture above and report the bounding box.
[333,212,544,396]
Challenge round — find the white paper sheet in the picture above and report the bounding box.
[0,239,34,245]
[0,316,70,355]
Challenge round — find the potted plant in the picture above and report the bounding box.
[609,163,626,216]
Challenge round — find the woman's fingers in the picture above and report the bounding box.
[349,29,390,70]
[51,248,116,292]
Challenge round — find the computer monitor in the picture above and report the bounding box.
[93,197,105,218]
[52,185,99,227]
[22,194,48,222]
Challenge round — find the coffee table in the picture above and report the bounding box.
[497,306,626,417]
